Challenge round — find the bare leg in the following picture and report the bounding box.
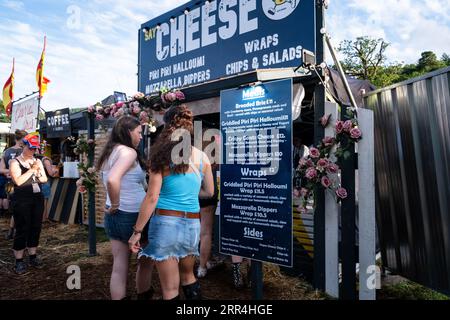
[13,249,25,259]
[156,258,180,300]
[199,206,215,269]
[136,256,154,294]
[110,240,131,300]
[179,255,197,286]
[43,199,49,221]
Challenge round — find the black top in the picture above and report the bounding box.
[12,158,41,197]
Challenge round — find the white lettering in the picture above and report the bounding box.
[202,0,217,47]
[170,15,185,57]
[218,0,237,40]
[239,0,257,35]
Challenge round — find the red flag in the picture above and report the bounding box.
[2,58,14,116]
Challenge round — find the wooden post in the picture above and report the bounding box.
[340,105,356,299]
[251,260,263,300]
[358,108,376,300]
[86,112,96,256]
[313,0,327,291]
[325,102,339,298]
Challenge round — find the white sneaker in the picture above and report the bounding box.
[197,266,207,278]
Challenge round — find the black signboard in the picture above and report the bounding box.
[45,108,71,138]
[220,78,293,267]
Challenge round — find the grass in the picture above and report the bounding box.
[380,280,450,300]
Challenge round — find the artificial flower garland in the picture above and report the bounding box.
[295,108,362,213]
[87,88,186,133]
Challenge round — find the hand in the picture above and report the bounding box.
[105,205,119,215]
[128,232,142,253]
[31,161,40,174]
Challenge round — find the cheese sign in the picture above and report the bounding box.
[45,108,71,138]
[139,0,315,94]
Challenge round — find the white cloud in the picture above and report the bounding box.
[326,0,450,64]
[1,0,449,111]
[1,0,24,11]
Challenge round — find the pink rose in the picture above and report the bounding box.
[175,90,185,100]
[165,92,177,102]
[306,159,314,167]
[299,157,308,168]
[309,147,320,158]
[305,167,318,180]
[327,163,339,174]
[336,187,348,199]
[322,136,335,147]
[133,106,142,115]
[132,101,140,108]
[335,121,344,134]
[134,92,145,99]
[350,127,362,140]
[321,176,332,188]
[95,114,104,121]
[79,186,87,194]
[293,189,300,198]
[320,114,331,127]
[343,120,353,132]
[114,109,124,118]
[116,102,124,108]
[317,158,329,168]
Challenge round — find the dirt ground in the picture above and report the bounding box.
[0,216,326,300]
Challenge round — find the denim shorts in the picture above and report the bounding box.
[41,182,51,199]
[104,210,139,244]
[139,214,200,262]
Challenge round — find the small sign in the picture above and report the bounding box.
[10,96,39,133]
[45,108,71,138]
[220,78,293,267]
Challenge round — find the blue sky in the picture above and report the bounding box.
[0,0,449,111]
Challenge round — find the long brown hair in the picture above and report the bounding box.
[150,105,193,174]
[96,116,145,170]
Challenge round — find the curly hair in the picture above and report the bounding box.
[96,116,146,170]
[150,105,194,174]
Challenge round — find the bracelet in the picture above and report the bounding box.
[133,225,143,234]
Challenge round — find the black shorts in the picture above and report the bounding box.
[199,197,218,208]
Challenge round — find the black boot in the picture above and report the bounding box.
[182,281,202,300]
[232,263,244,289]
[137,287,154,300]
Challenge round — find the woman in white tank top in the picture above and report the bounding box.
[96,116,154,300]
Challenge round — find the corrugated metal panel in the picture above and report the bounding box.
[364,66,450,295]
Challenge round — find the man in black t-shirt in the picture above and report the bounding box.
[0,129,27,239]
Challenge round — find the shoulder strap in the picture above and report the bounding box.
[188,159,201,180]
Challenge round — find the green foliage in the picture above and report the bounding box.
[338,36,389,80]
[381,280,450,300]
[339,37,450,88]
[0,99,11,123]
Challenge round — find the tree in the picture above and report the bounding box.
[0,99,11,123]
[338,36,389,81]
[417,51,446,73]
[441,53,450,66]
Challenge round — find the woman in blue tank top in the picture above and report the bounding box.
[129,105,214,300]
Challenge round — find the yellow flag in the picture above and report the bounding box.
[36,36,50,97]
[2,58,14,116]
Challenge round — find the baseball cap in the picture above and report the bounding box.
[23,134,41,149]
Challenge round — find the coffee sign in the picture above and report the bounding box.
[45,108,71,138]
